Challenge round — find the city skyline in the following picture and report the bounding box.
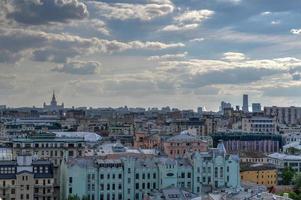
[2,0,301,110]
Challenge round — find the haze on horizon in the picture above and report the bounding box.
[1,0,301,111]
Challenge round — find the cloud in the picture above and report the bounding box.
[6,0,88,25]
[52,60,101,75]
[174,10,214,23]
[222,52,247,61]
[291,29,301,35]
[148,52,188,61]
[182,67,281,88]
[161,23,199,32]
[0,28,184,63]
[160,9,214,32]
[189,38,205,42]
[90,1,174,21]
[263,85,301,97]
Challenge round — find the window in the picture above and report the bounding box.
[69,177,72,183]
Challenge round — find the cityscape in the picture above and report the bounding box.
[0,92,300,200]
[2,0,301,200]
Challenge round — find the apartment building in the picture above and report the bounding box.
[163,132,208,158]
[60,143,240,200]
[242,116,277,134]
[0,155,54,200]
[264,106,301,125]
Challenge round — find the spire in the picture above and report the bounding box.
[52,90,55,101]
[51,90,57,105]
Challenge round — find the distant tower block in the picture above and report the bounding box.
[242,94,249,112]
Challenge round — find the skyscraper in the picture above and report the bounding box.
[242,94,249,112]
[252,103,261,113]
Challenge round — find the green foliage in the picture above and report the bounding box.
[283,167,296,185]
[294,173,301,193]
[66,195,89,200]
[67,194,80,200]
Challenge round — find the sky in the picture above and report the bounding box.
[1,0,301,111]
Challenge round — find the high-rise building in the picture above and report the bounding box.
[220,101,231,113]
[252,103,261,113]
[242,94,249,112]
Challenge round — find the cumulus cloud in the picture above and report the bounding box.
[90,1,174,21]
[174,10,214,23]
[52,60,101,75]
[222,52,247,61]
[6,0,88,25]
[161,9,214,32]
[161,23,199,32]
[291,29,301,35]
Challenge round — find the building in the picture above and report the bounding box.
[264,106,301,125]
[12,132,85,166]
[0,155,54,200]
[163,132,208,158]
[239,152,269,164]
[144,186,201,200]
[252,103,261,113]
[220,101,231,113]
[60,143,240,200]
[268,153,301,184]
[283,132,301,144]
[134,132,162,149]
[12,132,85,200]
[242,94,249,113]
[211,132,283,154]
[240,163,277,188]
[43,91,64,112]
[241,116,277,134]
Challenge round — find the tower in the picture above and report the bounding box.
[242,94,249,112]
[51,90,57,106]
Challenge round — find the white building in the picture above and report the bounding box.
[242,116,277,133]
[283,132,301,144]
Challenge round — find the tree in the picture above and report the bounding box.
[283,167,296,185]
[67,195,80,200]
[294,173,301,194]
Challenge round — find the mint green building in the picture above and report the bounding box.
[60,143,240,200]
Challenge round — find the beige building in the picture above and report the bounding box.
[0,155,54,200]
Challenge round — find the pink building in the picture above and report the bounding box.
[163,132,208,158]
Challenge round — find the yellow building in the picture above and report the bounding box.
[240,163,277,188]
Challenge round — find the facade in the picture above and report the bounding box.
[60,144,240,200]
[264,106,301,125]
[134,132,162,149]
[283,132,301,144]
[163,132,208,158]
[0,155,54,200]
[242,94,249,113]
[12,133,85,166]
[252,103,262,113]
[240,164,277,188]
[211,132,283,154]
[12,132,85,200]
[241,116,277,134]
